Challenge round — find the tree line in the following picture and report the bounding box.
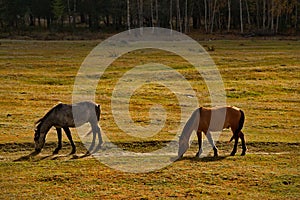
[0,0,299,35]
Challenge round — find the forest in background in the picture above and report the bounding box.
[0,0,299,37]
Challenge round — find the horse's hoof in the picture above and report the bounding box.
[241,152,246,156]
[70,150,76,155]
[230,153,236,156]
[53,151,59,155]
[170,156,180,162]
[195,150,203,158]
[31,150,40,156]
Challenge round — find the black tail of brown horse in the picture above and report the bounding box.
[236,110,245,134]
[229,110,245,142]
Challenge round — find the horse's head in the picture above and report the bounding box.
[178,134,189,158]
[34,126,46,153]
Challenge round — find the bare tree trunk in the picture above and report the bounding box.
[204,0,208,32]
[140,0,143,28]
[208,0,212,30]
[184,0,188,33]
[170,0,173,30]
[210,0,217,33]
[267,0,272,30]
[155,0,158,26]
[256,0,260,28]
[127,0,131,31]
[73,0,76,29]
[245,0,251,26]
[240,0,244,33]
[276,14,279,33]
[150,0,154,26]
[271,0,274,31]
[176,0,182,32]
[137,0,143,28]
[263,0,266,30]
[295,1,298,30]
[67,0,71,26]
[227,0,231,32]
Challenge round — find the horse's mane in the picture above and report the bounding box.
[35,103,63,128]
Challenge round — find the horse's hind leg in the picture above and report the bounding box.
[239,131,247,156]
[206,131,218,157]
[230,133,239,156]
[195,131,203,157]
[95,125,103,151]
[88,123,103,153]
[53,128,62,155]
[63,127,76,154]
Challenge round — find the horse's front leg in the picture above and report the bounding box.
[195,131,203,157]
[53,128,62,154]
[206,131,218,157]
[63,127,76,154]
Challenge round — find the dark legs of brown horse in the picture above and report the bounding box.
[240,132,247,155]
[195,131,203,157]
[230,133,239,156]
[230,131,247,156]
[206,132,218,157]
[196,131,218,157]
[53,127,76,155]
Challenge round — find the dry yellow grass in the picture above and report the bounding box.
[0,39,299,199]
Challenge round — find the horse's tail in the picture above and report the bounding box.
[229,109,245,142]
[95,104,101,122]
[237,110,245,134]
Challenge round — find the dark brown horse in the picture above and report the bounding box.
[178,106,247,158]
[34,101,102,155]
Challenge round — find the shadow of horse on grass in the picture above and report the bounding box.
[14,151,91,162]
[174,155,228,163]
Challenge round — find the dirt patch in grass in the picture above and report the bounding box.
[0,141,298,162]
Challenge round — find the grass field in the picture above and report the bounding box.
[0,38,299,199]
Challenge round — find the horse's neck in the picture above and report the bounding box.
[182,110,200,142]
[40,118,53,134]
[181,121,195,144]
[184,127,193,142]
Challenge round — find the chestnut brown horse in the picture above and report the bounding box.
[178,106,247,158]
[34,101,102,155]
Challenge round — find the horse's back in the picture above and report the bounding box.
[199,106,242,132]
[51,101,100,127]
[71,101,100,124]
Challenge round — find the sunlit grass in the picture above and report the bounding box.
[0,39,299,199]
